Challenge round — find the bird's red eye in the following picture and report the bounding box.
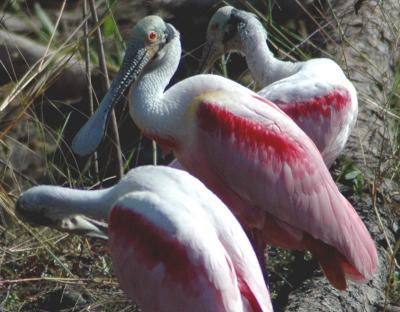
[211,23,218,31]
[148,31,158,42]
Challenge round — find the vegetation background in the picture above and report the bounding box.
[0,0,398,311]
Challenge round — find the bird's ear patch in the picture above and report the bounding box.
[58,216,108,239]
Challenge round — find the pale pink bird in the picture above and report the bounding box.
[16,165,272,312]
[199,6,358,167]
[71,16,377,290]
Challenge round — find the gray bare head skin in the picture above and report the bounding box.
[198,6,266,73]
[72,15,177,156]
[16,186,59,226]
[16,186,69,225]
[15,185,108,239]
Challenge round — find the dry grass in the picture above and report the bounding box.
[0,0,399,311]
[0,1,139,310]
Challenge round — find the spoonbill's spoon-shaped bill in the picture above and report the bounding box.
[71,14,376,290]
[16,165,273,311]
[72,16,176,156]
[199,6,358,167]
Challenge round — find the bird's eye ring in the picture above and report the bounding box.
[148,31,158,42]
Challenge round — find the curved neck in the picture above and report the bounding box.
[47,187,115,220]
[130,36,182,138]
[240,28,299,86]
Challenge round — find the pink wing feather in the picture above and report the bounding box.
[177,92,376,288]
[109,191,267,311]
[259,79,357,167]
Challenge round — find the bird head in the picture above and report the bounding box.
[198,6,265,73]
[15,186,108,239]
[16,186,61,227]
[72,15,178,156]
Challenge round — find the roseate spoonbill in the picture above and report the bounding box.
[16,166,273,312]
[71,16,377,290]
[198,6,358,167]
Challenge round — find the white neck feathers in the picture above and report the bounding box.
[240,19,300,86]
[129,35,183,140]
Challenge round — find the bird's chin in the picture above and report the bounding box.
[16,209,55,227]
